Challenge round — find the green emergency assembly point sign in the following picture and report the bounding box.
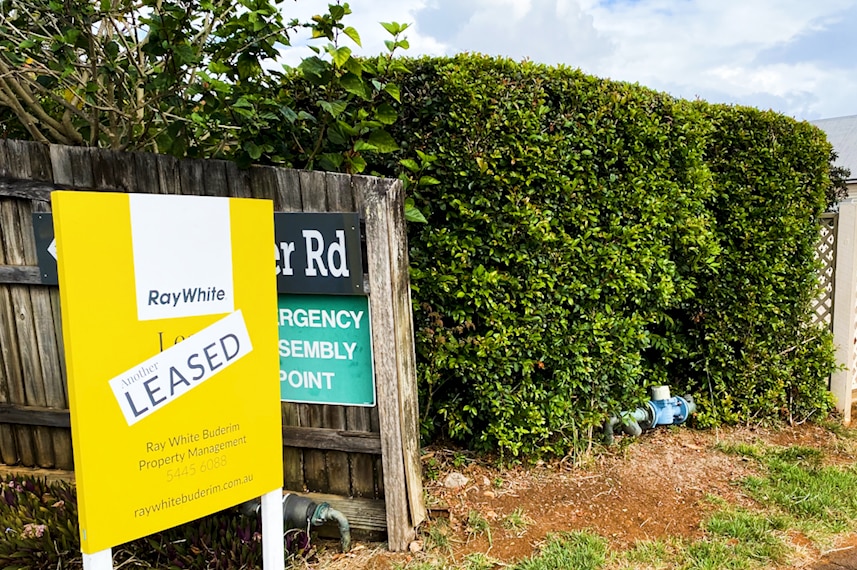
[278,295,375,406]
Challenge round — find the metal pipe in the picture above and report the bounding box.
[239,493,352,552]
[603,386,696,445]
[603,405,653,444]
[311,501,351,552]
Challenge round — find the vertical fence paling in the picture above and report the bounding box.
[0,140,20,466]
[319,173,360,499]
[0,140,422,549]
[297,171,334,496]
[2,140,57,469]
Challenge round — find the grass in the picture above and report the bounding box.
[504,508,790,570]
[698,508,790,565]
[502,507,534,536]
[513,531,607,570]
[618,539,676,570]
[423,516,455,556]
[722,439,857,535]
[502,507,791,570]
[466,509,492,546]
[461,552,499,570]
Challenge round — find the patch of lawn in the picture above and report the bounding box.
[737,447,857,534]
[512,531,607,570]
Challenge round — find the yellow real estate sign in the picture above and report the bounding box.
[53,191,282,554]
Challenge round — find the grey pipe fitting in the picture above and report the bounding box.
[239,493,352,552]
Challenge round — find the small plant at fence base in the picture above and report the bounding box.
[0,476,79,569]
[0,475,311,569]
[502,507,533,536]
[465,510,492,547]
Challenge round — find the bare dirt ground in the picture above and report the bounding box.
[313,421,857,569]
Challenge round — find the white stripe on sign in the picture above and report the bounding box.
[130,194,234,321]
[109,311,252,426]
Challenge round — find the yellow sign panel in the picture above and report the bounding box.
[54,191,283,554]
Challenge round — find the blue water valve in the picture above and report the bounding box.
[603,385,698,444]
[649,385,696,427]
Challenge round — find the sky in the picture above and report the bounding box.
[279,0,857,122]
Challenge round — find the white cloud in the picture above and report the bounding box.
[573,0,857,118]
[275,0,857,119]
[414,0,614,65]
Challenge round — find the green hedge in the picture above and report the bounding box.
[672,105,836,426]
[289,55,836,457]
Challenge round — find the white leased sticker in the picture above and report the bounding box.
[109,311,252,425]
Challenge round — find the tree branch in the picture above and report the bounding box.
[0,78,56,144]
[0,58,84,143]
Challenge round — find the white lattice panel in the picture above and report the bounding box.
[813,214,837,328]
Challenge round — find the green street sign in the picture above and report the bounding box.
[278,295,375,406]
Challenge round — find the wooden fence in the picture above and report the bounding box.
[0,139,425,549]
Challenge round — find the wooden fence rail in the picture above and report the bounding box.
[0,139,424,549]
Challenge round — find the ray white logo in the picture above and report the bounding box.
[109,311,252,425]
[130,194,234,320]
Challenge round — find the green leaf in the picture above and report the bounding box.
[243,141,263,160]
[299,56,329,81]
[375,103,397,125]
[335,119,360,137]
[344,56,364,76]
[384,83,401,102]
[340,73,371,100]
[329,4,346,20]
[367,129,399,153]
[208,61,230,74]
[331,46,352,69]
[380,21,401,35]
[347,153,367,173]
[342,26,362,46]
[381,21,409,35]
[388,59,411,74]
[419,176,441,186]
[318,99,348,118]
[400,158,421,172]
[353,140,379,152]
[405,198,428,223]
[327,120,360,146]
[318,152,344,171]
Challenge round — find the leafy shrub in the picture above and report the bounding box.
[366,56,718,455]
[0,1,409,172]
[359,55,835,456]
[667,105,836,426]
